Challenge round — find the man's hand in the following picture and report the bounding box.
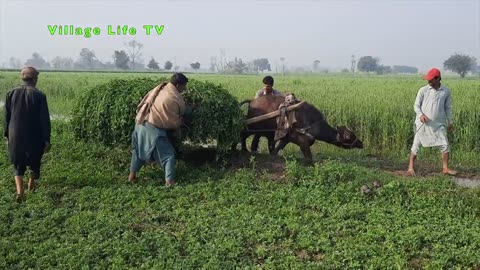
[420,114,430,123]
[448,123,454,133]
[44,142,51,153]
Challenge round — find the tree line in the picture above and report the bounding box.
[5,40,478,77]
[356,53,478,77]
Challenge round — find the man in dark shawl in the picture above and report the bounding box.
[4,67,51,202]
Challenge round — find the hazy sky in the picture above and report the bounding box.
[0,0,479,72]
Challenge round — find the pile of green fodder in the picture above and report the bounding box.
[71,77,245,153]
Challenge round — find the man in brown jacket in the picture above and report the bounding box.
[128,73,188,186]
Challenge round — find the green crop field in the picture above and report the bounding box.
[0,71,479,269]
[1,71,478,163]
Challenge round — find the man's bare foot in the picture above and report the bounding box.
[442,169,457,176]
[16,193,24,203]
[165,180,176,187]
[27,179,37,191]
[406,169,416,176]
[128,173,137,183]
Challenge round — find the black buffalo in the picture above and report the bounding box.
[241,95,363,161]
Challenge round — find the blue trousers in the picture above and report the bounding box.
[130,124,176,182]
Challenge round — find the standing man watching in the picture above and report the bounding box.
[407,68,456,176]
[4,67,51,202]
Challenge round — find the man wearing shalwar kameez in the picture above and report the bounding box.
[4,67,51,202]
[251,76,285,153]
[128,73,189,186]
[407,68,456,176]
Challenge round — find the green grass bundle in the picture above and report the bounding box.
[182,80,244,151]
[71,77,244,152]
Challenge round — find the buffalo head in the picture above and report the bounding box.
[336,126,363,149]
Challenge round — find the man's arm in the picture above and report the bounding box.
[254,89,263,99]
[445,91,453,124]
[39,94,51,146]
[163,97,183,129]
[413,88,425,117]
[274,89,285,97]
[3,91,12,139]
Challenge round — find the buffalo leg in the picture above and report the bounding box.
[267,134,276,154]
[300,145,313,163]
[241,131,251,152]
[272,138,289,156]
[231,141,238,152]
[251,134,261,153]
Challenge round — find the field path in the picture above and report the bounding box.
[226,152,480,188]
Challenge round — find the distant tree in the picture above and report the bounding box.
[444,53,477,78]
[357,56,379,72]
[174,65,180,71]
[51,56,74,70]
[76,48,98,69]
[126,40,143,70]
[350,55,356,73]
[103,61,116,70]
[147,57,160,70]
[209,57,217,72]
[280,57,286,75]
[313,60,321,71]
[24,52,50,69]
[253,58,271,73]
[164,61,173,70]
[392,65,418,74]
[190,62,201,71]
[113,50,130,70]
[294,67,307,73]
[8,57,22,69]
[132,60,146,70]
[341,68,350,73]
[217,49,228,73]
[225,58,247,74]
[376,65,392,75]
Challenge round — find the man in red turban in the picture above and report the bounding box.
[407,68,456,176]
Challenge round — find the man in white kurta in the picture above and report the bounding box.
[407,68,456,176]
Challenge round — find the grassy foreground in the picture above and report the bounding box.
[0,121,479,269]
